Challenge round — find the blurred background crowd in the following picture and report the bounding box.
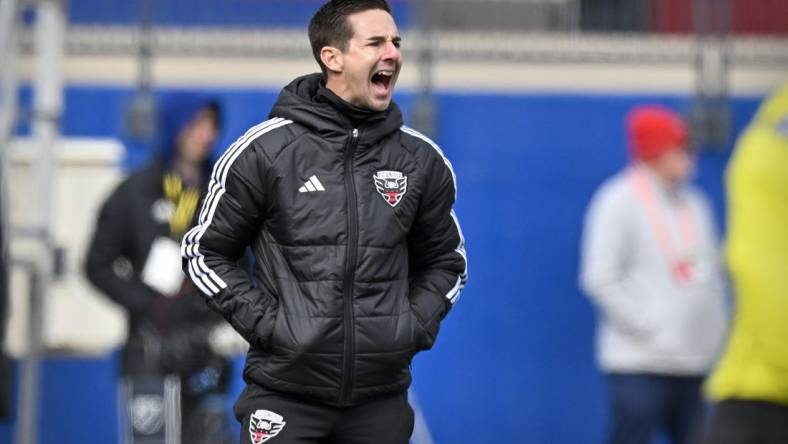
[0,0,786,443]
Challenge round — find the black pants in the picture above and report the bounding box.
[235,384,414,444]
[606,373,704,444]
[704,399,788,444]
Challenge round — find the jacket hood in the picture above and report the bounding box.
[270,73,404,147]
[158,92,223,169]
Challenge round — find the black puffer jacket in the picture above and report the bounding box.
[182,74,468,406]
[86,160,227,378]
[86,93,227,380]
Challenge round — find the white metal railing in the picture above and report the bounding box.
[12,25,788,66]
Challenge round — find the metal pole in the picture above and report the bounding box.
[31,0,64,233]
[692,0,732,149]
[0,0,20,337]
[692,0,709,147]
[15,263,43,444]
[126,0,156,142]
[566,0,582,33]
[713,0,732,146]
[140,0,153,94]
[0,0,20,147]
[411,0,437,139]
[16,0,64,442]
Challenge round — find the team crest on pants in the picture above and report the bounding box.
[249,409,286,443]
[373,171,407,207]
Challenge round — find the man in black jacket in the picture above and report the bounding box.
[87,94,234,443]
[182,1,468,443]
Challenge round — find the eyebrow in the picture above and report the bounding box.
[367,35,402,44]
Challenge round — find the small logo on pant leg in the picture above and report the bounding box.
[249,409,286,443]
[373,170,407,207]
[130,394,165,435]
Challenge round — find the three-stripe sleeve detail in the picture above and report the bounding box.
[181,117,293,296]
[400,126,468,305]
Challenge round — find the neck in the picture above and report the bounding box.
[317,79,380,127]
[174,157,202,186]
[637,162,681,194]
[325,76,354,106]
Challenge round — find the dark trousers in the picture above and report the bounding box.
[704,399,788,444]
[235,384,414,444]
[606,373,704,444]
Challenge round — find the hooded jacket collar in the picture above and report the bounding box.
[270,73,404,148]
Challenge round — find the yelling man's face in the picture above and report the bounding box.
[323,8,402,112]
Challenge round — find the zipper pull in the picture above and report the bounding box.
[352,128,358,138]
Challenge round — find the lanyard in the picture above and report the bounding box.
[628,166,698,283]
[163,172,201,237]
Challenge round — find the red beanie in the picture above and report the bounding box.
[626,105,688,161]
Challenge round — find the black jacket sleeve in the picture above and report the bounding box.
[181,143,277,349]
[85,182,160,315]
[407,147,468,350]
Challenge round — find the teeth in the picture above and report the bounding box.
[375,71,393,77]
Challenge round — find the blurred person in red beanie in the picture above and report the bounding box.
[580,105,728,444]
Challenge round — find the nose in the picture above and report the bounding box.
[381,40,401,62]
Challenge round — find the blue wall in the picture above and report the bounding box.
[2,85,762,443]
[413,92,757,444]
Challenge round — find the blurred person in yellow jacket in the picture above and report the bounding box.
[704,84,788,444]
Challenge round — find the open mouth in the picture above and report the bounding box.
[370,70,394,96]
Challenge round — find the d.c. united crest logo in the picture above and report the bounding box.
[373,170,407,207]
[249,409,286,443]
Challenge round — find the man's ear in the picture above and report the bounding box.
[320,46,343,74]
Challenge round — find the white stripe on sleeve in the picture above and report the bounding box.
[400,126,467,305]
[182,117,293,296]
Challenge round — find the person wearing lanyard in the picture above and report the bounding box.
[579,105,728,444]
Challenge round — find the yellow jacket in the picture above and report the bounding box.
[706,84,788,406]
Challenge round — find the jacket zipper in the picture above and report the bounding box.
[339,127,360,405]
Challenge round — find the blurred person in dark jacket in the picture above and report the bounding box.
[86,93,238,443]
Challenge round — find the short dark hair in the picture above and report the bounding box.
[308,0,392,74]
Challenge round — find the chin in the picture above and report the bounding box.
[368,98,391,112]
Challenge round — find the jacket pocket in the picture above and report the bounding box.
[253,303,279,351]
[410,298,441,351]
